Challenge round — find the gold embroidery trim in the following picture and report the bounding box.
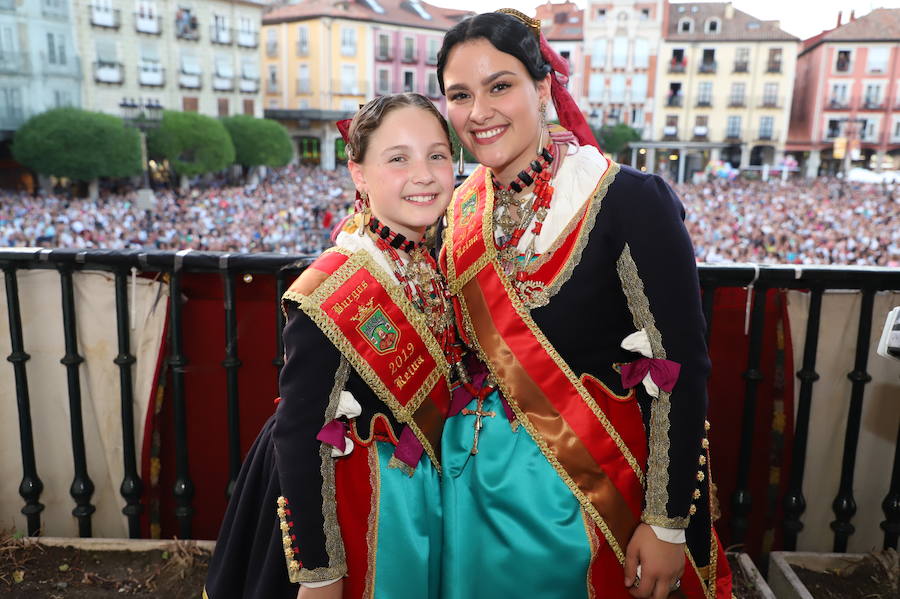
[617,244,674,525]
[363,445,380,599]
[287,249,451,473]
[687,548,711,599]
[529,159,620,307]
[315,357,350,578]
[582,510,600,599]
[388,455,416,477]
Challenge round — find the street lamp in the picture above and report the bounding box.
[120,97,163,210]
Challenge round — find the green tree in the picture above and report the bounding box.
[593,123,642,158]
[222,115,293,168]
[12,107,142,181]
[148,110,235,177]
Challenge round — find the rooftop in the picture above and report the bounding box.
[264,0,473,31]
[666,2,798,42]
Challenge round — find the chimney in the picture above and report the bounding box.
[836,11,842,28]
[725,3,734,19]
[850,9,856,21]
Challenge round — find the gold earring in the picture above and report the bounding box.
[457,147,465,176]
[537,102,547,155]
[357,190,369,236]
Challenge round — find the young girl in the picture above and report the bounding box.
[437,10,731,599]
[204,93,457,599]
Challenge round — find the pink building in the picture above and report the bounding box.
[369,0,473,114]
[787,9,900,177]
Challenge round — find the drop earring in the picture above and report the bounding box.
[357,190,369,236]
[457,146,465,176]
[537,102,547,155]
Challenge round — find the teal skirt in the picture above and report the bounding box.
[368,441,442,599]
[441,391,592,599]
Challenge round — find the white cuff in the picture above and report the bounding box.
[650,525,686,544]
[301,577,341,588]
[330,391,362,457]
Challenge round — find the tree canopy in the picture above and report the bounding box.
[148,111,235,176]
[12,107,142,181]
[222,115,293,168]
[593,123,642,157]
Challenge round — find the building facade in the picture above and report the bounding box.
[582,1,663,138]
[645,1,798,183]
[262,0,470,170]
[74,0,264,119]
[786,9,900,177]
[0,0,82,138]
[535,1,585,117]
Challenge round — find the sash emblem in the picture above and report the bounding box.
[352,299,400,354]
[459,192,478,228]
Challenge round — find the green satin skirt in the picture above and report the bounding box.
[441,391,592,599]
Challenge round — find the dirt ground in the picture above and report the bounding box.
[791,550,899,599]
[0,533,210,599]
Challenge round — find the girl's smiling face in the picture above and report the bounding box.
[348,105,454,241]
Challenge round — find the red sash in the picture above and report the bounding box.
[441,165,730,597]
[284,248,451,470]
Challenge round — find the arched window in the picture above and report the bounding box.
[705,18,721,34]
[678,18,694,33]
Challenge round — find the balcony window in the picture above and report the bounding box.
[0,51,27,75]
[90,3,120,29]
[758,116,774,140]
[267,66,278,94]
[135,6,161,35]
[175,8,199,40]
[402,37,416,63]
[767,48,782,73]
[94,60,123,84]
[403,70,414,93]
[829,83,849,109]
[667,83,682,107]
[237,19,258,49]
[138,61,164,87]
[341,28,356,56]
[377,33,392,61]
[669,49,686,73]
[179,54,201,89]
[294,27,306,57]
[376,68,390,94]
[214,57,234,90]
[835,50,851,73]
[729,83,746,107]
[341,65,358,94]
[45,32,66,66]
[427,72,439,98]
[211,16,231,45]
[426,38,439,66]
[762,83,778,107]
[694,116,709,139]
[867,47,889,74]
[863,84,883,109]
[726,116,741,139]
[240,60,259,93]
[825,119,841,139]
[696,82,712,107]
[296,64,310,94]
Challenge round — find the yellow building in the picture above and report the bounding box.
[261,0,469,169]
[646,2,798,182]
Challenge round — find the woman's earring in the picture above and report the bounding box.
[537,102,547,155]
[457,147,465,176]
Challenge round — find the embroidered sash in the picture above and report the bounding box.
[283,248,452,471]
[442,164,648,561]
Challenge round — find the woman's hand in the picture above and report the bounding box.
[296,579,343,599]
[624,523,685,599]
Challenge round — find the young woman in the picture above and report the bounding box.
[437,10,731,599]
[204,93,457,599]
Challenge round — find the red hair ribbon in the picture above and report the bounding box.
[332,118,364,241]
[538,34,600,151]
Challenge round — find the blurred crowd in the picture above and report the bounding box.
[2,166,898,266]
[677,177,899,266]
[0,165,354,254]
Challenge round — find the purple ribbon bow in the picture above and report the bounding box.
[317,420,350,453]
[620,357,681,394]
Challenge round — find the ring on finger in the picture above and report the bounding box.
[671,578,681,591]
[633,575,641,588]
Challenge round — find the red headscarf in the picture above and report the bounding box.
[537,34,600,151]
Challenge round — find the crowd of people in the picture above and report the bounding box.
[0,165,354,255]
[1,165,897,266]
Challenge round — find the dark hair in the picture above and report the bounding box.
[436,12,551,95]
[347,93,450,163]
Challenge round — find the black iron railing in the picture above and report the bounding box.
[2,250,899,553]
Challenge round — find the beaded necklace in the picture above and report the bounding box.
[368,215,423,253]
[492,143,556,283]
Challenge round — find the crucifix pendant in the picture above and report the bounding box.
[460,395,496,455]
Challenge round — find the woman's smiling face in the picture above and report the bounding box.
[442,38,551,184]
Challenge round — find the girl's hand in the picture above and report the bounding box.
[297,579,343,599]
[624,523,685,599]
